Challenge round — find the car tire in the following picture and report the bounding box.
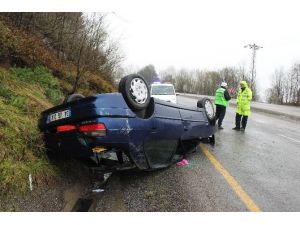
[197,97,215,122]
[119,74,150,111]
[118,75,127,93]
[197,98,206,108]
[66,93,85,103]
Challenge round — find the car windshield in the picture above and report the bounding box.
[151,85,175,95]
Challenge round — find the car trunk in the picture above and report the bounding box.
[39,93,135,132]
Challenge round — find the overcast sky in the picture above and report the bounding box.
[6,0,300,97]
[104,0,300,97]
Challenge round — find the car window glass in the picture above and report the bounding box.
[151,86,175,95]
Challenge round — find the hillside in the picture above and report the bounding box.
[0,15,118,210]
[0,17,116,95]
[0,67,58,201]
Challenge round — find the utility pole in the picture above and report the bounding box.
[244,43,263,89]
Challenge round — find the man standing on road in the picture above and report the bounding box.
[214,82,231,129]
[233,80,252,131]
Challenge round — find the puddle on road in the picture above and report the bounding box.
[62,172,113,212]
[71,198,94,212]
[62,183,84,212]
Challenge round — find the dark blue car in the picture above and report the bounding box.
[39,74,216,172]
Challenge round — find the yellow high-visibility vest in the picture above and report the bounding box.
[236,88,252,116]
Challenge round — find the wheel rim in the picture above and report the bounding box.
[130,78,148,104]
[204,100,214,119]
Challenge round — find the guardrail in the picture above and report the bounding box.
[177,93,300,121]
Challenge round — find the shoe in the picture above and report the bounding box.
[232,127,240,131]
[218,126,224,130]
[240,128,245,132]
[176,159,189,166]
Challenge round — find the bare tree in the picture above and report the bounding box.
[160,66,176,85]
[267,68,285,104]
[285,63,300,105]
[137,64,159,84]
[159,65,257,99]
[267,63,300,106]
[0,12,122,89]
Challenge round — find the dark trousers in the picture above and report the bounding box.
[215,105,226,127]
[235,113,248,129]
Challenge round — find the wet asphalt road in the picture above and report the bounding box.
[94,96,300,212]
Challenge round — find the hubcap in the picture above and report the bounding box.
[130,78,148,104]
[204,100,214,119]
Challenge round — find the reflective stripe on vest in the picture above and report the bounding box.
[215,88,229,107]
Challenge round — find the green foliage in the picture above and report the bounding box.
[0,159,56,198]
[0,160,28,194]
[10,66,64,104]
[45,89,64,105]
[10,96,27,111]
[0,99,41,161]
[0,67,58,200]
[11,66,57,88]
[0,83,13,100]
[0,100,57,199]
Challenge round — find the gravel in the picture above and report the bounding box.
[2,160,91,212]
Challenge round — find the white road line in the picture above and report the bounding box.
[277,134,300,144]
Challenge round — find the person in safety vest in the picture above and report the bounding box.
[232,80,252,131]
[214,82,231,129]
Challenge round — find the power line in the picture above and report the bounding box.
[244,43,263,89]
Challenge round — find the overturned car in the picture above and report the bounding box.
[39,74,216,172]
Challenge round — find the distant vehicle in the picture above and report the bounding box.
[150,83,177,104]
[39,74,216,173]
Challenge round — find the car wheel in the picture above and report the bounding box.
[66,93,85,103]
[119,74,150,111]
[118,75,127,93]
[197,98,215,121]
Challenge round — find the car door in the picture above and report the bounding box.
[143,102,183,168]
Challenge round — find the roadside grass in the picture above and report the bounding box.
[0,66,62,209]
[10,66,64,105]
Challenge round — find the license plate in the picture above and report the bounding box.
[48,109,71,123]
